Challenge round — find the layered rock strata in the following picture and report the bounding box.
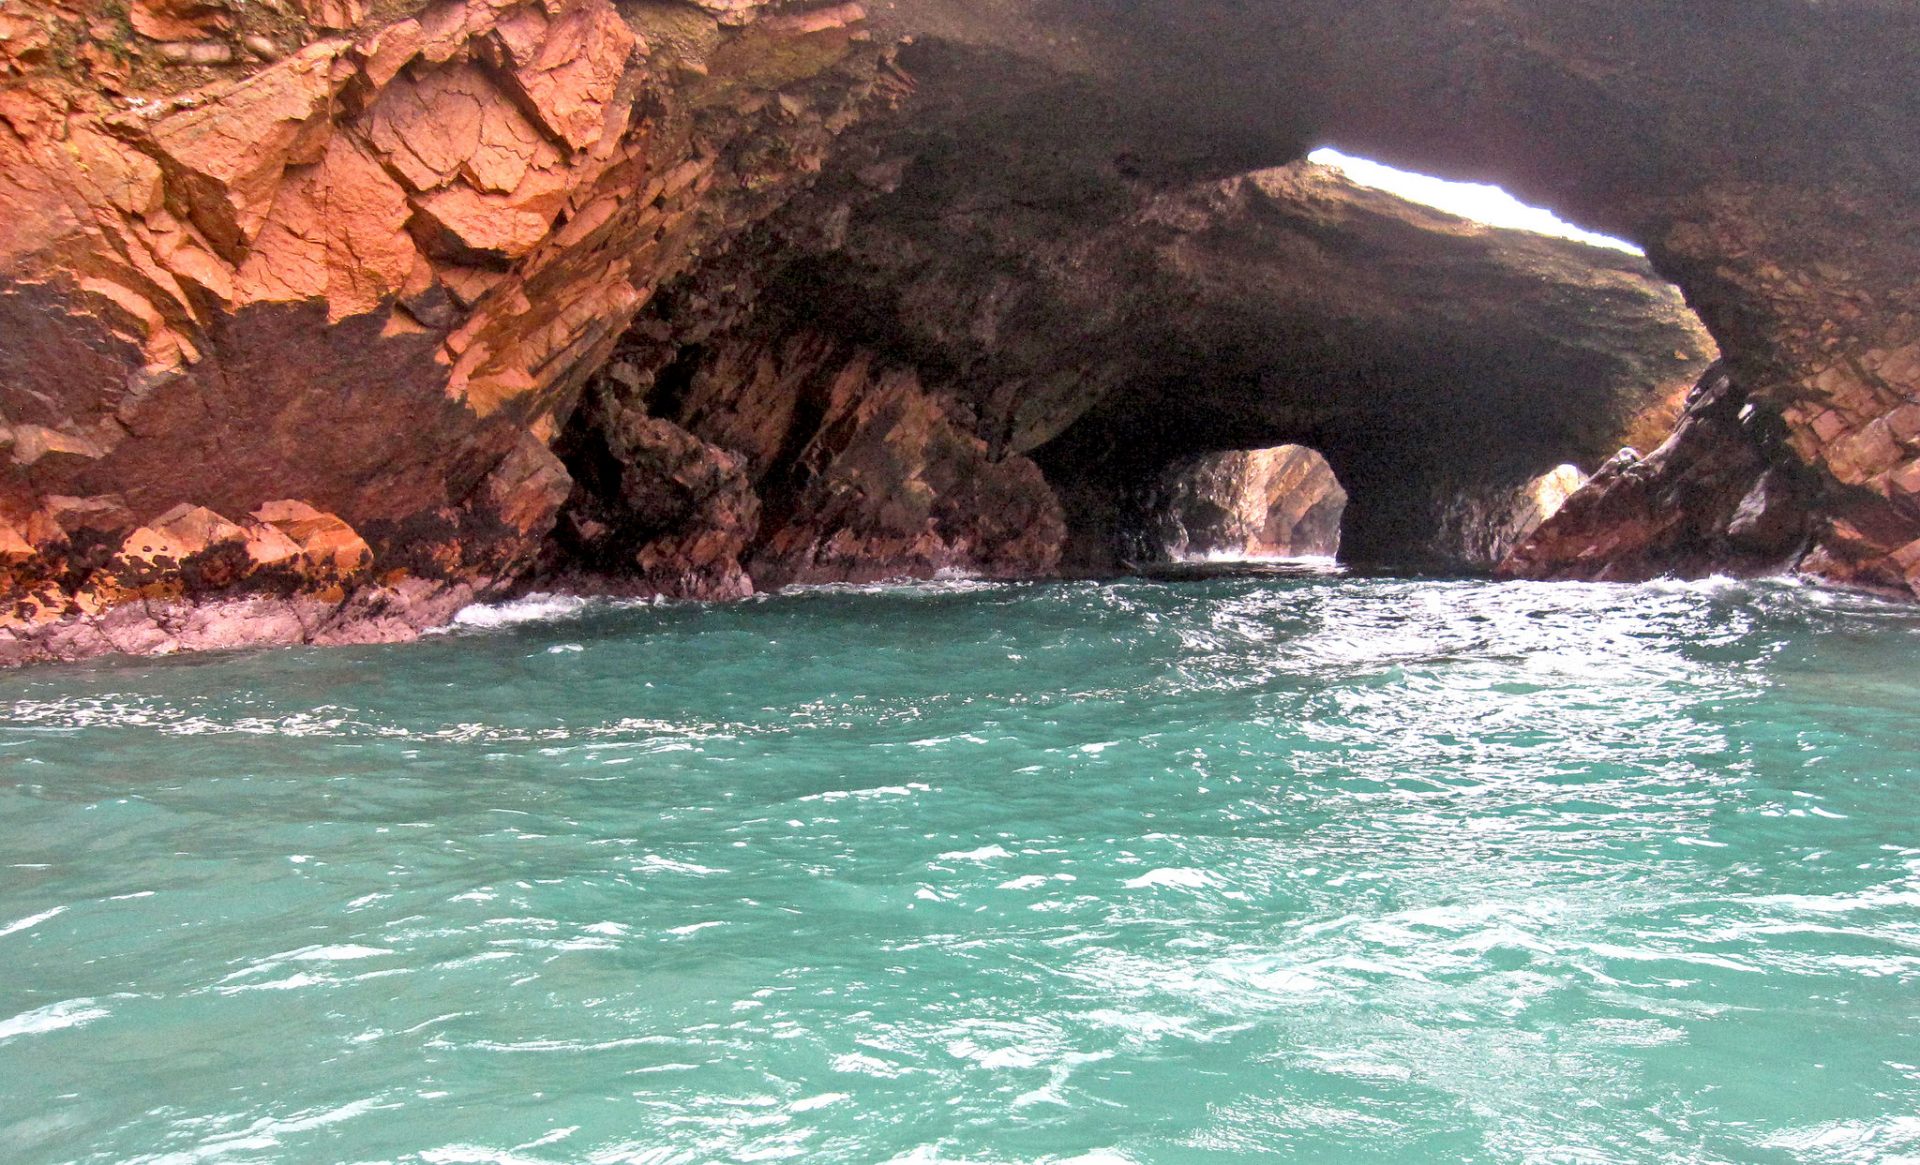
[0,0,894,662]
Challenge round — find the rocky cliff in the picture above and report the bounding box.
[0,0,897,661]
[1,0,1915,662]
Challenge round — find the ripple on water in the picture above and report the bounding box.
[0,575,1917,1163]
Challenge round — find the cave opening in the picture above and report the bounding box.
[1011,142,1722,579]
[1305,147,1644,254]
[1146,444,1348,565]
[528,133,1726,597]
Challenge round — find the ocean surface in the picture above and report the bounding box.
[2,574,1917,1164]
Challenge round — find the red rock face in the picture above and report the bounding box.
[547,328,1064,597]
[0,0,895,661]
[1497,365,1817,585]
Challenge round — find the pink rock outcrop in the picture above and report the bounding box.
[0,0,893,662]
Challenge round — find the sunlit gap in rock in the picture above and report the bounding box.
[1309,147,1644,254]
[1145,445,1348,574]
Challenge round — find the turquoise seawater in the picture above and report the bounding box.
[2,575,1918,1164]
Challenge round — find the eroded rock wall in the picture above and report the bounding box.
[1499,363,1818,584]
[0,0,895,661]
[545,321,1064,595]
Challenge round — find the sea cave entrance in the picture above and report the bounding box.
[1146,445,1348,563]
[543,128,1723,595]
[1019,145,1718,578]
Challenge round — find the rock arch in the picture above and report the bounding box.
[871,0,1920,588]
[1,0,1915,661]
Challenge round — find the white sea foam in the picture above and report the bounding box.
[1639,574,1753,598]
[790,1092,849,1112]
[939,845,1013,862]
[0,997,111,1042]
[798,782,932,803]
[1124,868,1212,890]
[216,972,325,994]
[284,944,394,962]
[780,576,1014,598]
[0,906,65,937]
[418,1149,558,1165]
[1170,552,1345,573]
[151,1097,394,1162]
[634,855,727,877]
[665,921,727,937]
[831,1051,906,1078]
[999,874,1076,890]
[447,593,596,629]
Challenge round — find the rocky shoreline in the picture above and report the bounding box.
[5,0,1919,664]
